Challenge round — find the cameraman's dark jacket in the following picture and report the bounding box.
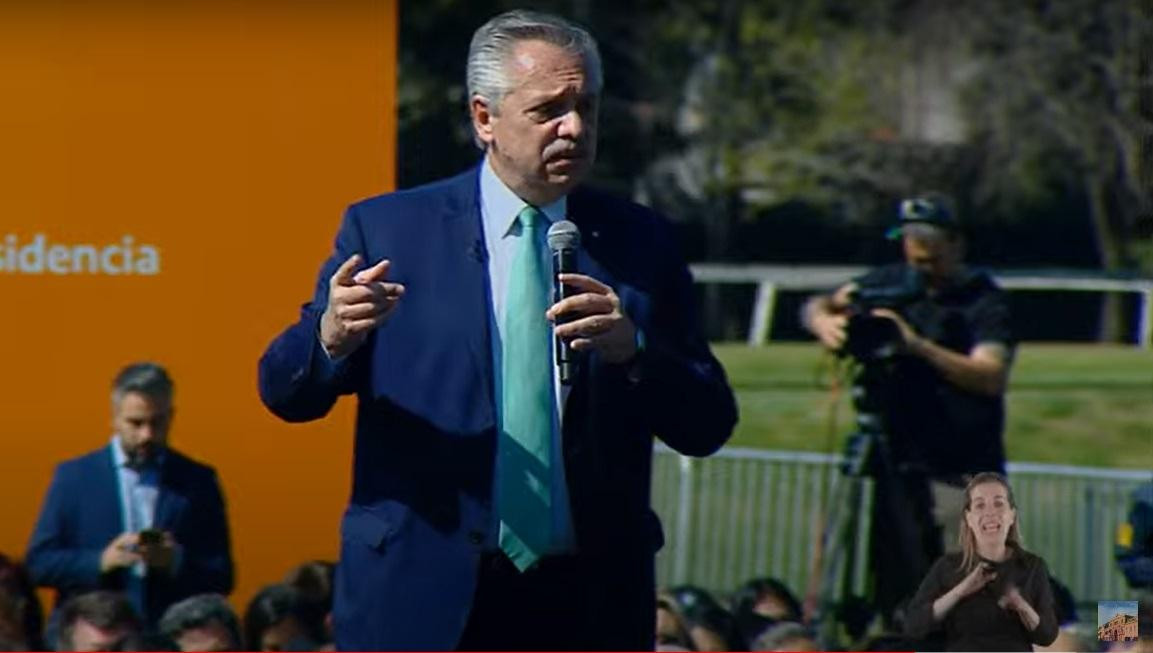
[855,263,1012,478]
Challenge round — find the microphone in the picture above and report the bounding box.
[547,220,580,385]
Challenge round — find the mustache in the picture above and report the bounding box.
[543,139,590,160]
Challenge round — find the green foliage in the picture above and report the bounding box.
[959,0,1153,270]
[396,0,1152,281]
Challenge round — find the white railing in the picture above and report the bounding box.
[651,445,1151,607]
[688,264,1153,348]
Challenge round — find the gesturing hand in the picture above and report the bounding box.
[320,254,405,359]
[998,585,1042,631]
[955,563,997,598]
[547,273,637,364]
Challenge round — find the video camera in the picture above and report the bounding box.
[840,268,925,363]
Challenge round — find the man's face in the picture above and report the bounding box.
[175,622,238,652]
[472,39,599,206]
[65,618,130,652]
[112,391,172,466]
[902,233,963,289]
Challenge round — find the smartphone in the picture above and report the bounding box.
[138,529,163,546]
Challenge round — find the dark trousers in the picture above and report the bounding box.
[456,550,654,651]
[870,470,940,629]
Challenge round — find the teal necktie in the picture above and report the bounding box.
[499,205,555,571]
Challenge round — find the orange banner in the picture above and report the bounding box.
[0,0,396,616]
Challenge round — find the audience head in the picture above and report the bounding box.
[961,471,1022,570]
[666,585,742,651]
[111,362,175,467]
[283,561,335,645]
[750,621,817,652]
[115,631,180,651]
[244,584,314,652]
[57,591,141,652]
[160,594,241,652]
[861,632,916,651]
[730,577,802,644]
[0,553,43,651]
[655,590,694,651]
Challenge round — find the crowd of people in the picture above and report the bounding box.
[0,550,821,652]
[1,557,1148,652]
[9,449,1143,652]
[0,363,1146,652]
[0,554,336,652]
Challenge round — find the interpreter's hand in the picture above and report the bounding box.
[100,532,141,573]
[998,584,1043,631]
[320,254,405,359]
[138,532,177,573]
[870,308,921,352]
[954,563,997,598]
[547,273,637,364]
[998,585,1025,612]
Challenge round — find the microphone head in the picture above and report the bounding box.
[547,220,580,252]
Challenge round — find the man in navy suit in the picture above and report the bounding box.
[26,363,234,629]
[259,9,737,651]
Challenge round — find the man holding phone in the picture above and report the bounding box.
[26,363,234,629]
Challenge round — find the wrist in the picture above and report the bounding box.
[908,334,929,356]
[318,312,351,360]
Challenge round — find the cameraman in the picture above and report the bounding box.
[801,194,1014,622]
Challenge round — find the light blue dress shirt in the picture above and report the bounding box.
[110,436,160,557]
[109,435,161,613]
[479,157,575,555]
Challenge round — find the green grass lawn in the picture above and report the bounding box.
[712,342,1153,470]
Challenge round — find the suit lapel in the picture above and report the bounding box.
[440,168,495,408]
[98,447,128,535]
[566,192,616,289]
[559,193,619,454]
[153,455,185,530]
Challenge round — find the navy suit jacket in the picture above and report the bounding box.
[26,446,234,626]
[258,166,737,650]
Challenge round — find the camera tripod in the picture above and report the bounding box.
[810,421,884,649]
[809,364,939,649]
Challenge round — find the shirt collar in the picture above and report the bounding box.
[109,435,165,470]
[480,156,567,239]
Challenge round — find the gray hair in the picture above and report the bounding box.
[158,594,240,648]
[466,9,602,118]
[112,362,174,403]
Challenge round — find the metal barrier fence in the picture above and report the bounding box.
[651,445,1151,605]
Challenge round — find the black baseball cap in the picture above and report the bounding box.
[886,195,958,240]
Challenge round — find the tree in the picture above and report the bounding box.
[959,0,1153,340]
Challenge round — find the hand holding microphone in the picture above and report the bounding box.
[546,221,637,376]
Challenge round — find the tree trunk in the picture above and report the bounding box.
[1086,175,1129,342]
